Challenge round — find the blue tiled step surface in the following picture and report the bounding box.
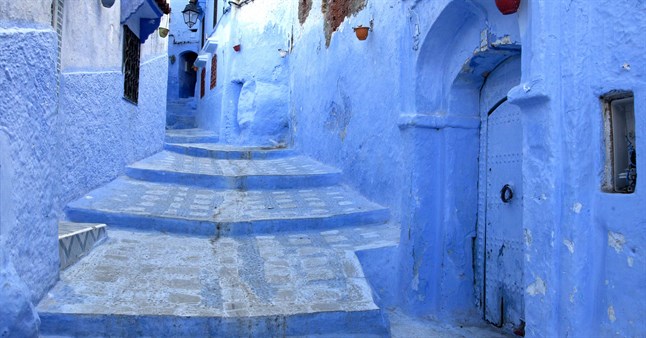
[164,128,219,144]
[58,222,108,270]
[126,151,342,189]
[38,226,399,337]
[65,177,390,236]
[165,142,293,160]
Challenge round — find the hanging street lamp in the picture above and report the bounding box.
[182,0,203,29]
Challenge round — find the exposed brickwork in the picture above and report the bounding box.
[299,0,313,25]
[322,0,366,47]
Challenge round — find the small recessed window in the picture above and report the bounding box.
[602,91,636,193]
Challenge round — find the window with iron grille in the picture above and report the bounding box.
[123,25,141,104]
[200,68,206,98]
[210,55,217,89]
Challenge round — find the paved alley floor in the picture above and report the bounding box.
[39,225,398,330]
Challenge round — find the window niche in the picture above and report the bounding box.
[602,91,636,193]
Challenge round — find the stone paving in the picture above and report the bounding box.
[44,130,397,336]
[40,224,398,317]
[164,142,293,160]
[66,177,389,235]
[130,151,338,177]
[39,224,398,335]
[164,128,219,143]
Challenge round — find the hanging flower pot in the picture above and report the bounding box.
[353,25,370,41]
[233,44,241,52]
[495,0,521,15]
[159,27,169,38]
[101,0,115,8]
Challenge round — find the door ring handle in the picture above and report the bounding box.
[500,184,513,203]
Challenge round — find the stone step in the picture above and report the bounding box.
[125,151,342,190]
[166,114,197,130]
[38,225,399,337]
[65,177,390,237]
[58,222,108,270]
[165,128,219,144]
[165,142,293,160]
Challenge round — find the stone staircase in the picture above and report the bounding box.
[38,128,398,337]
[166,99,199,130]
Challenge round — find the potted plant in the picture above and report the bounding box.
[495,0,521,15]
[159,27,169,38]
[353,25,370,41]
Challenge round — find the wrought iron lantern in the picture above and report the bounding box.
[182,0,203,29]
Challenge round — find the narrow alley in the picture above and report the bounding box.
[1,0,644,337]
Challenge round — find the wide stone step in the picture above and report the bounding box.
[65,178,389,236]
[166,114,197,130]
[165,128,219,144]
[58,221,108,270]
[125,151,342,189]
[165,142,293,160]
[38,226,399,337]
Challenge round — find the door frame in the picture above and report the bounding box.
[477,55,525,329]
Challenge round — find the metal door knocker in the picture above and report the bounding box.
[500,184,514,203]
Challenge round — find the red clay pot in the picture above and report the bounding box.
[495,0,521,15]
[353,26,369,41]
[233,44,241,52]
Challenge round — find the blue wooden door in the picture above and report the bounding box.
[481,57,524,328]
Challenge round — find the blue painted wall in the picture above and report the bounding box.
[199,0,646,336]
[1,0,168,334]
[0,22,59,335]
[198,1,291,145]
[57,56,167,207]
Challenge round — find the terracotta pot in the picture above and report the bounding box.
[159,27,169,38]
[353,26,369,41]
[233,44,241,52]
[495,0,521,15]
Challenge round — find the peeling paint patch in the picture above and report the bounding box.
[608,231,626,253]
[524,228,532,247]
[608,305,616,322]
[526,277,546,296]
[572,202,582,214]
[563,239,575,254]
[411,273,419,291]
[321,0,366,47]
[298,0,313,25]
[627,256,634,267]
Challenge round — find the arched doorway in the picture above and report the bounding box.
[399,0,525,327]
[178,51,198,98]
[480,56,524,328]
